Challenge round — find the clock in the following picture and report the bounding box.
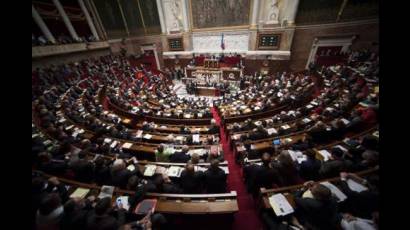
[257,33,281,50]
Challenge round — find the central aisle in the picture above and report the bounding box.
[211,107,263,230]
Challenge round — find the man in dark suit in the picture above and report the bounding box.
[204,160,227,193]
[294,182,340,230]
[169,145,190,163]
[179,163,204,194]
[70,151,95,183]
[319,147,353,178]
[246,153,280,196]
[86,197,126,230]
[110,159,139,189]
[299,149,322,181]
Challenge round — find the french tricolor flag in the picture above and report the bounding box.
[221,33,225,50]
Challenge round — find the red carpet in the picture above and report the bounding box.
[211,107,264,230]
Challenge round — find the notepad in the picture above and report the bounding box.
[267,128,278,135]
[144,165,157,176]
[269,193,294,216]
[136,130,143,138]
[122,143,133,149]
[318,150,332,161]
[127,164,136,171]
[303,118,311,124]
[320,181,347,202]
[167,166,182,177]
[98,185,115,199]
[110,141,118,148]
[70,188,90,199]
[346,179,368,192]
[281,124,291,130]
[193,134,200,143]
[116,196,130,211]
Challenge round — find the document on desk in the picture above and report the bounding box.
[267,128,278,135]
[167,166,182,177]
[303,118,311,124]
[346,179,368,192]
[306,104,313,109]
[143,134,152,140]
[269,193,294,216]
[136,130,143,138]
[232,134,242,140]
[281,124,291,130]
[320,181,347,202]
[318,150,332,161]
[193,134,200,143]
[288,150,305,163]
[335,145,348,153]
[104,138,112,144]
[143,165,157,177]
[70,188,90,199]
[110,141,118,148]
[122,142,133,149]
[127,164,135,172]
[194,166,207,172]
[98,185,115,199]
[341,118,350,125]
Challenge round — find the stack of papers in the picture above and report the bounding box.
[346,179,368,192]
[110,141,118,148]
[320,182,347,202]
[193,134,200,143]
[98,185,115,199]
[144,165,157,176]
[143,134,152,139]
[318,150,332,161]
[122,143,133,149]
[268,193,294,216]
[70,188,90,199]
[167,166,183,177]
[136,130,143,138]
[267,128,278,135]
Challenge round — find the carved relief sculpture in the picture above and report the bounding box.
[266,0,279,24]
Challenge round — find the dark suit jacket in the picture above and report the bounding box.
[339,181,379,219]
[111,169,136,189]
[169,152,190,163]
[319,159,353,178]
[179,170,204,194]
[85,210,126,230]
[71,159,94,183]
[294,195,340,230]
[204,168,227,193]
[299,158,322,181]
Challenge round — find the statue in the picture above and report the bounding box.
[267,0,279,24]
[169,0,182,31]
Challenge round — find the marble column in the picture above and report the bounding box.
[284,0,300,25]
[52,0,80,41]
[156,0,166,34]
[250,0,260,28]
[32,5,56,43]
[78,0,99,40]
[180,0,189,32]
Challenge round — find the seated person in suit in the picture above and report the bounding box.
[273,151,301,186]
[36,193,65,230]
[110,159,139,189]
[189,153,201,164]
[299,149,322,181]
[340,212,378,230]
[339,172,379,219]
[293,181,340,230]
[169,145,190,163]
[208,119,220,134]
[86,197,126,230]
[70,151,95,183]
[60,196,95,230]
[204,159,227,193]
[319,147,353,178]
[247,153,280,196]
[179,163,204,194]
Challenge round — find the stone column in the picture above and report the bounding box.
[156,0,166,34]
[78,0,100,40]
[32,5,56,43]
[284,0,300,25]
[250,0,260,28]
[180,0,189,32]
[52,0,80,41]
